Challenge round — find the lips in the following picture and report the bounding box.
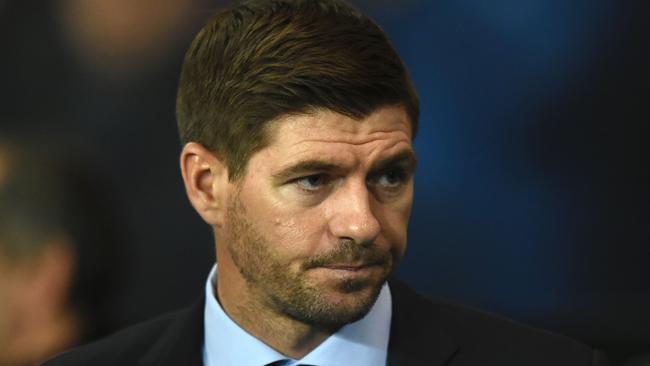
[320,263,378,271]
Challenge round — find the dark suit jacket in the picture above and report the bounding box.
[43,279,609,365]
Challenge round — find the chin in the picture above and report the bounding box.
[316,284,383,325]
[278,277,384,327]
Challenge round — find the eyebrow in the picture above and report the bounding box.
[370,150,418,174]
[271,160,341,183]
[271,149,417,184]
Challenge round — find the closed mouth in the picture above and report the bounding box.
[320,263,379,271]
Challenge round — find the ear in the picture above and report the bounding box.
[180,142,230,227]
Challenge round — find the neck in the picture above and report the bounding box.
[216,251,337,359]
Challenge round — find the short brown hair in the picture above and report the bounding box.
[176,0,419,180]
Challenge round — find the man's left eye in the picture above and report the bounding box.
[294,174,327,192]
[374,168,406,189]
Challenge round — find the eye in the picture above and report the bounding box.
[293,174,328,192]
[377,168,405,188]
[369,167,409,195]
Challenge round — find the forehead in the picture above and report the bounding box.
[266,106,412,149]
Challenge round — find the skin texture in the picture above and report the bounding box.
[181,106,415,358]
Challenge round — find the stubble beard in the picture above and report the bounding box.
[225,194,394,328]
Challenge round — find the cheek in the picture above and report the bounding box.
[236,167,328,262]
[269,210,329,257]
[381,210,409,246]
[243,185,327,259]
[270,215,302,244]
[379,191,413,254]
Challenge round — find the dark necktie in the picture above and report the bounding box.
[265,360,315,366]
[265,361,291,366]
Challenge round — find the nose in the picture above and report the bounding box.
[328,180,381,245]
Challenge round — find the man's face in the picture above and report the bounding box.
[221,106,415,326]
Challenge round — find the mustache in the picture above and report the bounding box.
[303,239,391,269]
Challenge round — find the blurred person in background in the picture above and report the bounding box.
[0,0,218,330]
[0,134,122,366]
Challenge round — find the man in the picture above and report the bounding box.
[45,0,610,365]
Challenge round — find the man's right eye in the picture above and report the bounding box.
[293,174,328,192]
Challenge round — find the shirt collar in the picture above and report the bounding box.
[203,264,392,366]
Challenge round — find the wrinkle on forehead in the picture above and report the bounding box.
[288,130,410,147]
[286,127,412,159]
[287,136,411,159]
[253,106,414,173]
[268,106,413,144]
[270,138,414,176]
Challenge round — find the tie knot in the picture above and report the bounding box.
[265,361,315,366]
[265,360,292,366]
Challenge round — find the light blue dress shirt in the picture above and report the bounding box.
[202,265,392,366]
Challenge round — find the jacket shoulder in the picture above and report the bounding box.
[435,300,599,365]
[388,279,609,366]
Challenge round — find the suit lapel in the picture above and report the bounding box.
[387,279,460,366]
[139,295,205,366]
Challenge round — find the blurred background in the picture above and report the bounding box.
[0,0,648,364]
